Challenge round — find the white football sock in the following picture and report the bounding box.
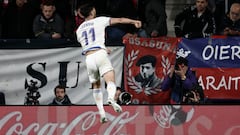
[107,81,116,101]
[92,89,105,117]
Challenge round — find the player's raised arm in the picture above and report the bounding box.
[110,18,142,28]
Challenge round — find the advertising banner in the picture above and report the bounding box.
[123,37,180,104]
[0,105,239,135]
[0,47,124,105]
[178,37,240,99]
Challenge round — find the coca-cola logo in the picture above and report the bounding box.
[0,111,139,135]
[153,105,194,128]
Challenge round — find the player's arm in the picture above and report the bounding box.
[110,18,142,28]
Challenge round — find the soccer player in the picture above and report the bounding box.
[75,3,141,123]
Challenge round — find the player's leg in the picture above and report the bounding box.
[97,49,122,113]
[92,81,108,123]
[86,53,107,123]
[103,70,122,113]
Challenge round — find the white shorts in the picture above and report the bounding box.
[85,49,113,83]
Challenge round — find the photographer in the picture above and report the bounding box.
[161,57,200,104]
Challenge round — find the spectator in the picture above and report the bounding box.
[2,0,37,38]
[174,0,216,39]
[138,0,167,37]
[49,85,72,105]
[213,1,240,32]
[33,0,64,39]
[161,57,199,104]
[218,3,240,36]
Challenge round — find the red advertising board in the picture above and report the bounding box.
[193,68,240,99]
[0,106,240,135]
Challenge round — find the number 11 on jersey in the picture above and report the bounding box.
[82,28,95,45]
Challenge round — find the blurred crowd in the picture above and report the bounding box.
[0,0,240,42]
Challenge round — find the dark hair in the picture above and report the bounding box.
[136,55,157,67]
[54,85,66,94]
[42,0,55,6]
[176,57,188,66]
[77,2,95,18]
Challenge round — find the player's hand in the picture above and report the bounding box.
[134,20,142,28]
[52,33,61,39]
[106,48,111,54]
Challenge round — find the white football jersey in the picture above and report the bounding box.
[76,17,110,55]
